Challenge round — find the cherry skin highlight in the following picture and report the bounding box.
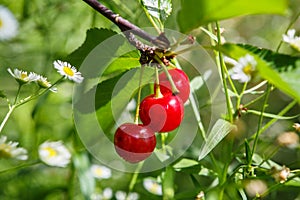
[139,93,184,133]
[114,123,156,163]
[155,68,190,103]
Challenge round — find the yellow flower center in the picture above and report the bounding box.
[95,168,103,176]
[150,183,160,194]
[243,64,253,75]
[0,19,3,28]
[45,147,57,157]
[63,66,74,76]
[20,73,28,79]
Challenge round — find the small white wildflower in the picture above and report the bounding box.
[282,29,300,52]
[272,166,290,183]
[127,192,139,200]
[90,164,112,180]
[91,188,113,200]
[36,75,57,92]
[115,191,139,200]
[115,191,126,200]
[0,135,28,160]
[230,54,257,83]
[277,131,299,149]
[244,179,267,198]
[53,60,84,83]
[0,5,18,40]
[143,178,163,196]
[38,140,71,167]
[8,68,39,84]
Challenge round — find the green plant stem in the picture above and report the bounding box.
[276,12,300,52]
[153,55,179,94]
[0,105,15,134]
[249,99,298,141]
[0,160,40,174]
[215,22,234,122]
[236,82,248,111]
[250,84,271,165]
[161,132,167,154]
[134,66,145,124]
[127,162,144,199]
[155,66,163,98]
[141,4,161,34]
[13,84,22,105]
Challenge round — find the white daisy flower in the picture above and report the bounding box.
[36,75,57,92]
[0,5,18,41]
[115,191,139,200]
[91,188,113,200]
[38,140,71,167]
[143,178,163,196]
[90,164,112,180]
[282,29,300,52]
[53,60,84,83]
[8,68,39,84]
[0,135,28,160]
[230,54,257,83]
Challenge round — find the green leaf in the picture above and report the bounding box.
[173,158,199,170]
[247,109,300,119]
[141,0,172,22]
[96,67,155,136]
[244,139,251,164]
[66,28,118,68]
[178,0,288,32]
[73,152,95,199]
[219,43,300,102]
[162,166,175,199]
[102,50,140,77]
[198,119,235,160]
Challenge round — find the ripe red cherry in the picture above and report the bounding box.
[139,93,184,132]
[155,68,190,103]
[114,123,156,163]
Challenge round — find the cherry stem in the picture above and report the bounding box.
[82,0,169,49]
[155,66,163,98]
[134,66,145,124]
[153,55,179,94]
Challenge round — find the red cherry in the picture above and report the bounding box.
[139,93,184,132]
[155,68,190,103]
[114,123,156,163]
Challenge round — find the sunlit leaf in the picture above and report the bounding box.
[178,0,288,32]
[141,0,172,22]
[198,119,235,160]
[173,158,199,170]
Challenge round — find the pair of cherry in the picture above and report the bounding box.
[114,68,190,163]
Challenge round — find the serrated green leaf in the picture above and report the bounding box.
[141,0,172,22]
[102,50,140,77]
[173,158,199,170]
[66,28,118,69]
[198,119,235,160]
[178,0,287,32]
[73,152,95,199]
[218,43,300,102]
[162,166,175,199]
[247,109,300,119]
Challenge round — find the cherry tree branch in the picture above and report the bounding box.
[82,0,170,49]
